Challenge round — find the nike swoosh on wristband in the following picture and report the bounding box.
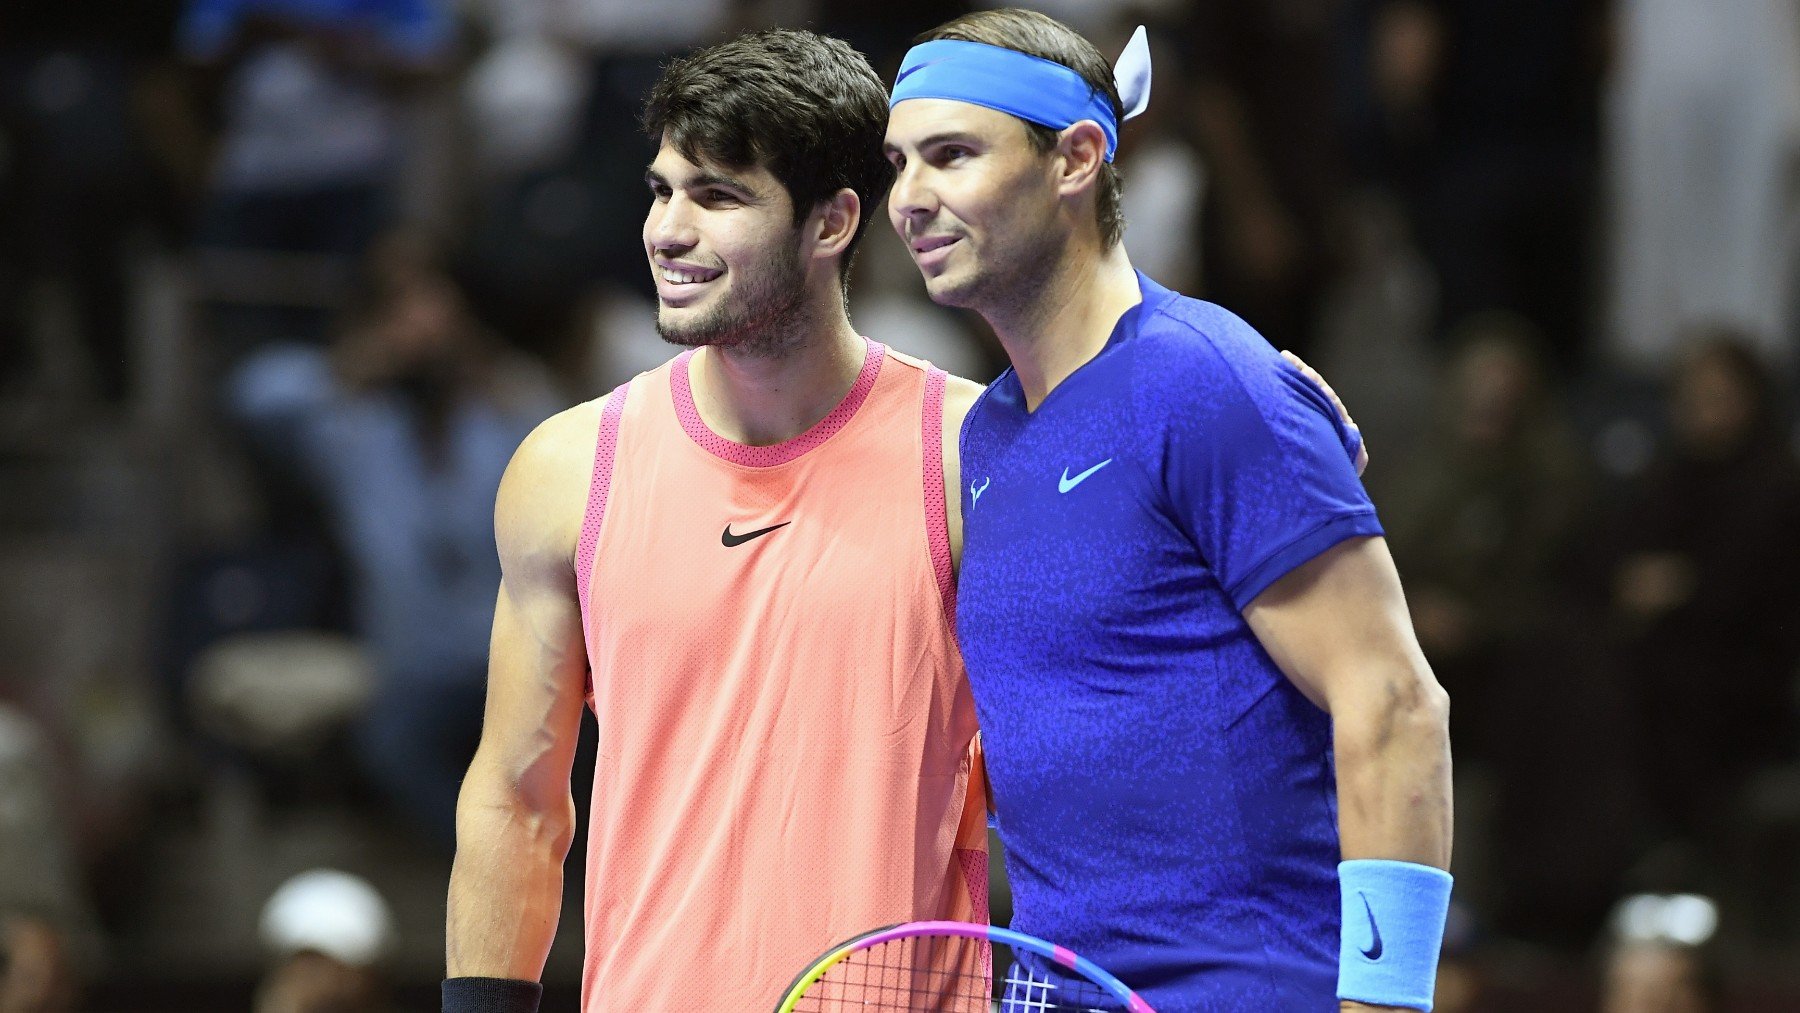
[1358,892,1384,961]
[1058,458,1113,493]
[721,522,791,547]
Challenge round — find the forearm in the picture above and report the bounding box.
[446,782,576,979]
[1331,671,1452,1012]
[1331,668,1452,869]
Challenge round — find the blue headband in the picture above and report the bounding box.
[890,31,1152,163]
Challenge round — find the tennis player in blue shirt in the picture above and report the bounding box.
[885,10,1454,1011]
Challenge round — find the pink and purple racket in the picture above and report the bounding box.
[776,920,1156,1012]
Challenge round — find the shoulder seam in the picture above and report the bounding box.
[960,369,1006,451]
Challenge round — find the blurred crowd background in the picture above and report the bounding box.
[1,0,1798,1009]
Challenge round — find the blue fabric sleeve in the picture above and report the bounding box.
[1153,308,1381,611]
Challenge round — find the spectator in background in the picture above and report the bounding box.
[1383,313,1590,762]
[0,706,94,1008]
[1347,0,1607,371]
[458,0,731,368]
[1383,314,1638,945]
[255,869,393,1013]
[178,0,452,361]
[228,232,559,845]
[1605,0,1800,371]
[1182,0,1347,356]
[0,914,78,1013]
[1599,894,1724,1013]
[1602,942,1720,1013]
[0,0,183,406]
[1604,331,1800,857]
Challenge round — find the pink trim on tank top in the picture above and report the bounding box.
[956,846,992,980]
[577,380,631,638]
[670,338,885,467]
[922,367,956,631]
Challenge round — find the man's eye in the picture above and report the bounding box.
[707,189,739,204]
[888,153,906,170]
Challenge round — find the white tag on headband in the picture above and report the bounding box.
[1114,25,1152,121]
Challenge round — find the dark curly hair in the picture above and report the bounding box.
[643,30,896,284]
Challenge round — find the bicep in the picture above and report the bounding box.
[1240,536,1432,713]
[465,408,597,805]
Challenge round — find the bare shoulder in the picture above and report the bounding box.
[496,396,608,579]
[941,374,987,445]
[938,375,986,555]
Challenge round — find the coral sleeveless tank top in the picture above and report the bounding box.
[574,339,987,1011]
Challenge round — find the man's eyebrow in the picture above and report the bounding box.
[690,171,758,196]
[894,131,984,153]
[645,166,762,200]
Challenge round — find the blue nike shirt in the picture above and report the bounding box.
[958,273,1380,1010]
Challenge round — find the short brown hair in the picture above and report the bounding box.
[916,9,1127,248]
[643,30,896,283]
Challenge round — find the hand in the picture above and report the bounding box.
[1281,350,1370,476]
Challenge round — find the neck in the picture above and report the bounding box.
[985,238,1141,410]
[687,300,866,447]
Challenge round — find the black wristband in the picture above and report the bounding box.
[442,976,543,1013]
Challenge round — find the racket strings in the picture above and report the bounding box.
[794,934,1121,1013]
[999,959,1118,1013]
[795,933,987,1011]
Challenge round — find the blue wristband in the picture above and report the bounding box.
[1337,859,1453,1010]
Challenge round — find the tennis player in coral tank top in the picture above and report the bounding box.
[442,31,992,1013]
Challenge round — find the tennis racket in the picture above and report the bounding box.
[775,920,1156,1013]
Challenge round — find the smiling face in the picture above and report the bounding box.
[643,141,812,356]
[883,99,1065,314]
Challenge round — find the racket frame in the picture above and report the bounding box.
[775,919,1155,1013]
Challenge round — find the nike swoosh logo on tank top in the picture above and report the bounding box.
[721,521,791,547]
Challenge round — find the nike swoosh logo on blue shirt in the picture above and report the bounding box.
[1358,892,1384,961]
[1058,459,1113,493]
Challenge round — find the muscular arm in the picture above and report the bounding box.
[1244,535,1450,864]
[1242,536,1452,1010]
[446,401,601,979]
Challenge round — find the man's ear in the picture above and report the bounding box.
[810,187,862,262]
[1053,120,1108,200]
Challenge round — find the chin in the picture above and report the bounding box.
[921,268,984,311]
[654,307,719,348]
